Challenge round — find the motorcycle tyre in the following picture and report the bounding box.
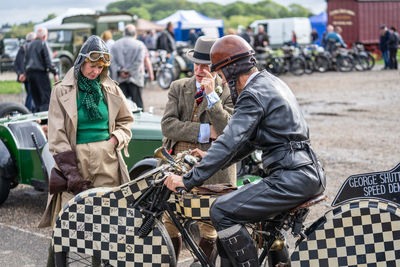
[265,58,282,76]
[337,55,354,72]
[304,57,315,75]
[157,68,174,90]
[314,55,330,73]
[289,57,306,76]
[367,53,375,70]
[354,55,369,71]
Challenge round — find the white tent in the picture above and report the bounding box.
[34,8,96,31]
[156,10,224,41]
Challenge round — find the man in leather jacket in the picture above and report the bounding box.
[24,27,59,112]
[165,35,326,267]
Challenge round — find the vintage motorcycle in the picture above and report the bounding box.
[52,147,400,266]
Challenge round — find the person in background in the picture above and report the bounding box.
[253,25,269,48]
[188,28,197,47]
[101,30,115,51]
[379,25,391,70]
[24,27,59,112]
[388,26,398,70]
[291,30,298,47]
[0,33,4,56]
[38,35,134,266]
[240,26,254,47]
[311,28,319,44]
[144,29,157,50]
[14,32,36,111]
[157,21,176,65]
[138,31,147,43]
[164,35,325,267]
[227,28,237,35]
[143,46,154,84]
[161,36,236,265]
[324,24,347,54]
[111,24,146,109]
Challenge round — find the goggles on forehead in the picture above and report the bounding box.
[79,51,112,63]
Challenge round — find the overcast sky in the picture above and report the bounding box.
[1,0,326,26]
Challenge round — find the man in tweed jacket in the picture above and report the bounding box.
[161,36,236,265]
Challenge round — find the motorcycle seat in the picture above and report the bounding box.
[289,193,327,214]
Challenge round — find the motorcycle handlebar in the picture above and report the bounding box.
[176,187,187,195]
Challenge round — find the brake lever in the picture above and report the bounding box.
[176,187,187,195]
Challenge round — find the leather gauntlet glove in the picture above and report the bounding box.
[53,150,93,195]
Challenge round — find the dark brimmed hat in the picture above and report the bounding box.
[186,36,217,64]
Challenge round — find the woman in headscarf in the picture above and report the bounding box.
[39,35,134,265]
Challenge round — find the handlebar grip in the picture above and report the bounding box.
[176,187,187,195]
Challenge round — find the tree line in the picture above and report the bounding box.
[3,0,312,39]
[106,0,312,30]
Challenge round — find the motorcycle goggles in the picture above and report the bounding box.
[79,51,112,63]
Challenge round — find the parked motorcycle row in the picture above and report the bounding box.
[148,44,193,89]
[149,42,376,90]
[255,43,375,76]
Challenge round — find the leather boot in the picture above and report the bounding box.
[218,225,259,267]
[199,237,217,264]
[171,236,182,262]
[191,237,217,266]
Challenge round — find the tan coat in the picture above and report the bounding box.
[161,76,236,186]
[38,68,134,228]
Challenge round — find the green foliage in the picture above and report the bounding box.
[6,23,34,39]
[0,81,22,94]
[288,4,313,17]
[105,0,311,22]
[225,15,264,32]
[43,13,57,22]
[128,7,151,20]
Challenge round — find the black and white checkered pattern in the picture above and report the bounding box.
[291,200,400,266]
[53,176,173,266]
[173,193,217,220]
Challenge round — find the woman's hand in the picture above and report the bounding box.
[190,148,206,159]
[108,135,118,147]
[164,173,186,193]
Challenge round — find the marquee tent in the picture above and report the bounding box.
[309,11,327,45]
[34,8,95,31]
[156,10,224,41]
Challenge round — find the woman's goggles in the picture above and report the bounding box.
[79,51,112,63]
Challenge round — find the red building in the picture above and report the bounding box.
[327,0,400,50]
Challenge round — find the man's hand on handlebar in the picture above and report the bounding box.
[190,148,206,159]
[164,173,186,193]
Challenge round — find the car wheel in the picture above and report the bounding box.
[0,177,11,205]
[0,102,30,118]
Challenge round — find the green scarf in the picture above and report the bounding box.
[77,71,103,121]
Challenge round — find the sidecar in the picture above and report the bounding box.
[290,163,400,266]
[0,103,163,205]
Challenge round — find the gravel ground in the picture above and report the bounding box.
[0,67,399,266]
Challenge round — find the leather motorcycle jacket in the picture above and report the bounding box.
[183,70,325,190]
[25,38,58,75]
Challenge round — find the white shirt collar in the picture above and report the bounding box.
[245,71,260,88]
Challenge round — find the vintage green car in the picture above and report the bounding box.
[0,102,162,205]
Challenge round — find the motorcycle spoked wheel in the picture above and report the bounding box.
[157,67,174,90]
[54,252,111,267]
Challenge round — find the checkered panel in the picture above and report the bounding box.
[53,176,172,266]
[173,193,218,220]
[291,200,400,266]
